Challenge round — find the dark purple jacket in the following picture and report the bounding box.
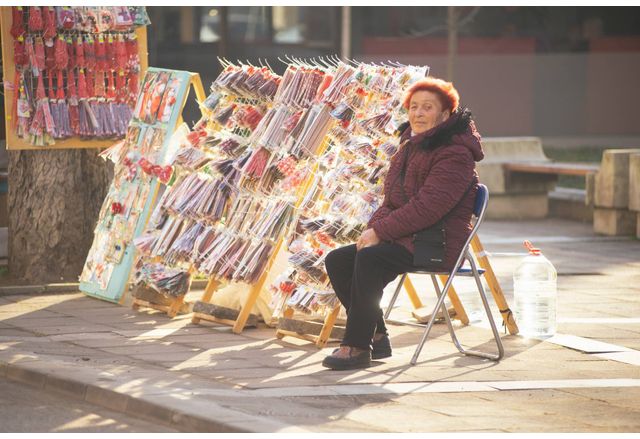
[368,108,484,270]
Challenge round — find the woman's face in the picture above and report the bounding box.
[408,90,450,135]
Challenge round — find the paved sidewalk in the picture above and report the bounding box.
[1,218,639,432]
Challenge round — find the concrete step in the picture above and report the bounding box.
[549,187,593,222]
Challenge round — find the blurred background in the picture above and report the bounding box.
[147,6,640,143]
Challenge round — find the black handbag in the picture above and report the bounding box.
[396,143,475,267]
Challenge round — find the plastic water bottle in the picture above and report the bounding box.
[513,240,557,337]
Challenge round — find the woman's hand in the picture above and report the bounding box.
[357,228,381,251]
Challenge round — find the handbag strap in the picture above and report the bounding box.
[396,141,476,221]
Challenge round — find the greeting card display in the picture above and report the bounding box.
[80,68,199,303]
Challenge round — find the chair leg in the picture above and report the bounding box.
[410,255,504,365]
[410,272,456,365]
[430,275,466,354]
[384,273,406,319]
[469,254,505,361]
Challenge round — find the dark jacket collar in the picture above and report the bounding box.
[398,107,473,151]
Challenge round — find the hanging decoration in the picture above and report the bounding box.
[7,6,148,147]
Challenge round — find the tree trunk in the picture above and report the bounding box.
[8,149,113,284]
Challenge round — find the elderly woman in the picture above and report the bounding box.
[322,77,484,370]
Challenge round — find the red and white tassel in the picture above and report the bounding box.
[29,74,55,146]
[84,35,96,70]
[55,70,71,138]
[48,73,61,138]
[13,36,27,68]
[28,6,43,32]
[54,35,68,71]
[10,7,25,39]
[67,69,80,136]
[77,69,98,138]
[42,6,56,40]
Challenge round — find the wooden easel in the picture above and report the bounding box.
[192,134,334,334]
[129,72,207,316]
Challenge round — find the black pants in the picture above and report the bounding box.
[324,242,416,350]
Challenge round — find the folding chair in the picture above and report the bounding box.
[384,183,505,365]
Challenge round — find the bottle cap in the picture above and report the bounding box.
[524,240,541,255]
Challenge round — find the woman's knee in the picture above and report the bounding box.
[324,245,353,275]
[355,246,382,268]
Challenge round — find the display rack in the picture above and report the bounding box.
[0,6,149,150]
[80,68,205,304]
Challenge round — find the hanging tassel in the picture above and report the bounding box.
[95,35,107,72]
[42,6,56,40]
[108,71,124,136]
[88,69,106,137]
[92,70,104,136]
[67,69,80,136]
[28,6,43,32]
[74,36,84,69]
[84,35,96,70]
[34,37,45,77]
[97,70,116,137]
[86,69,95,98]
[29,74,55,146]
[116,71,133,134]
[13,36,27,68]
[127,70,139,107]
[55,70,71,138]
[54,35,68,71]
[125,32,139,71]
[66,35,75,69]
[48,73,60,138]
[44,38,56,72]
[77,69,98,137]
[26,37,39,77]
[115,34,127,71]
[10,7,25,39]
[15,72,31,139]
[106,34,116,71]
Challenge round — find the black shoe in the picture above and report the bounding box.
[332,335,392,360]
[371,334,392,360]
[322,348,371,370]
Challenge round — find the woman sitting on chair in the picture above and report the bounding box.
[322,77,485,370]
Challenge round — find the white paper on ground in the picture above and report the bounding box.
[595,351,640,367]
[544,333,632,353]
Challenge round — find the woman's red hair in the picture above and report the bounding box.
[402,77,460,113]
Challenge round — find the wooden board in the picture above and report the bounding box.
[0,7,149,150]
[504,162,599,176]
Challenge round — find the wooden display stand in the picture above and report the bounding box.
[470,235,519,334]
[191,136,333,334]
[0,7,149,150]
[128,72,207,316]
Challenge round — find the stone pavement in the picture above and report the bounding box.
[1,218,639,432]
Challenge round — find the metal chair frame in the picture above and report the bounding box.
[384,184,505,365]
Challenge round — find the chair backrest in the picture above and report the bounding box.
[473,184,489,221]
[451,183,489,271]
